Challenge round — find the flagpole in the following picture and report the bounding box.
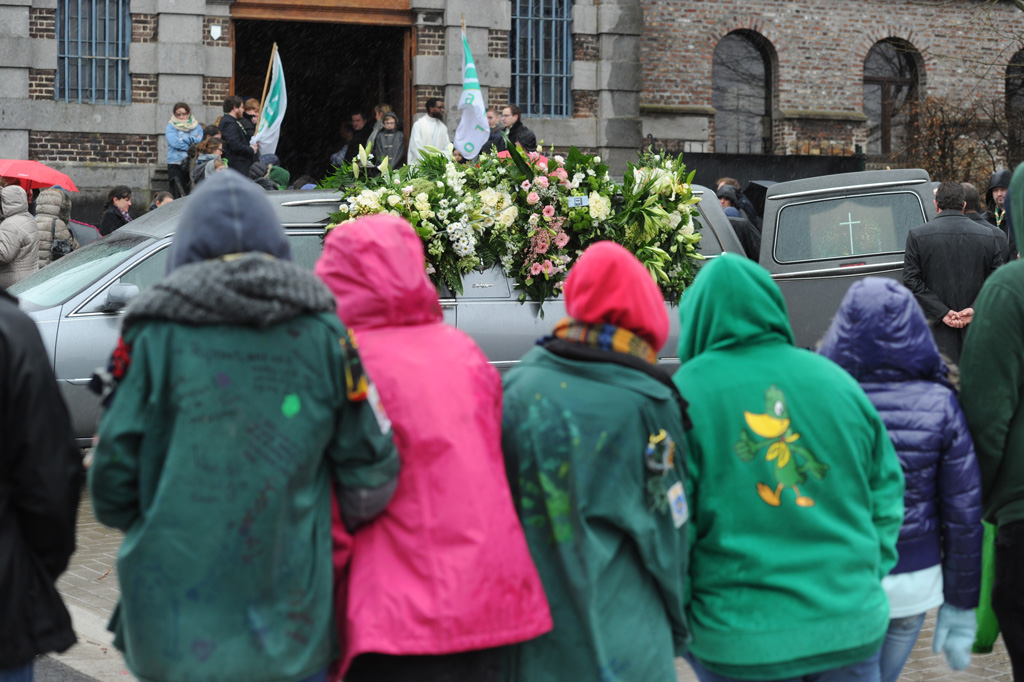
[256,42,277,132]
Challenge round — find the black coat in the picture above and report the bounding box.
[98,205,129,236]
[371,130,406,169]
[344,125,373,163]
[507,120,537,152]
[0,289,82,667]
[221,114,256,177]
[903,211,1005,362]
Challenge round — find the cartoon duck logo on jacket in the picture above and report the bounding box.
[735,385,829,507]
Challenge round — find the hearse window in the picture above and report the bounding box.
[774,191,925,264]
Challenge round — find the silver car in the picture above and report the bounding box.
[14,187,744,446]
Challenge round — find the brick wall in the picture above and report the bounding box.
[132,14,157,43]
[488,29,508,60]
[487,86,509,111]
[203,77,230,107]
[573,34,599,62]
[640,0,1024,155]
[29,131,158,165]
[417,25,445,56]
[640,0,1023,111]
[203,17,231,47]
[29,8,55,40]
[414,85,445,114]
[29,69,54,101]
[572,90,597,118]
[132,74,158,103]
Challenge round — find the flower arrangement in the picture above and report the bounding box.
[324,142,704,305]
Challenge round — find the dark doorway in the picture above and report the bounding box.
[233,19,408,181]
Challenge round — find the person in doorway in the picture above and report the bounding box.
[501,105,537,153]
[370,111,406,171]
[220,95,258,177]
[315,214,551,682]
[0,185,41,287]
[344,111,372,164]
[365,103,392,157]
[407,98,450,166]
[88,170,400,682]
[501,241,692,682]
[98,186,133,236]
[241,98,260,142]
[0,284,83,682]
[674,253,904,681]
[330,121,355,168]
[903,181,1004,363]
[165,102,203,199]
[819,277,983,680]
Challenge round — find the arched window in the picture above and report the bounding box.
[863,39,919,155]
[1006,50,1024,164]
[712,31,774,154]
[510,0,573,118]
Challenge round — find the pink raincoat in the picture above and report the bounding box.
[315,214,552,678]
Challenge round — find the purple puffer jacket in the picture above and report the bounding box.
[819,277,982,610]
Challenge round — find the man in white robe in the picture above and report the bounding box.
[407,98,451,165]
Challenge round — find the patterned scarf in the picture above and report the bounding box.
[545,318,657,364]
[169,114,199,132]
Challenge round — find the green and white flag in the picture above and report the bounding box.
[454,32,489,160]
[252,49,287,156]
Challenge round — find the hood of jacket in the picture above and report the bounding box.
[677,252,793,362]
[34,188,65,220]
[562,241,669,350]
[1,185,30,219]
[314,214,442,329]
[818,277,948,385]
[1010,163,1024,249]
[165,170,291,273]
[987,168,1013,207]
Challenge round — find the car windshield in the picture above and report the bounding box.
[774,191,926,263]
[9,234,153,310]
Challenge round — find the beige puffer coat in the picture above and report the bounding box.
[0,186,41,288]
[33,187,77,267]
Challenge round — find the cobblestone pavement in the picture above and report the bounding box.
[53,487,1014,681]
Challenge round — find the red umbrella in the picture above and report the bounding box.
[0,159,79,192]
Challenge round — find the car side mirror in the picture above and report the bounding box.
[99,282,140,312]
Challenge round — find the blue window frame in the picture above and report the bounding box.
[510,0,572,118]
[56,0,132,104]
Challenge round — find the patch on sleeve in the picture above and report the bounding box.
[668,481,688,528]
[366,382,391,435]
[338,330,369,401]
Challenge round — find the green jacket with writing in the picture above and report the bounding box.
[501,346,690,682]
[89,257,399,682]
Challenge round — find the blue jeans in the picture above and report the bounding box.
[684,649,881,682]
[879,612,926,682]
[0,662,32,682]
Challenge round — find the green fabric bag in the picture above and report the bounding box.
[974,521,1000,654]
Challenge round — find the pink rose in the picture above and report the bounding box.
[521,180,532,190]
[530,262,543,275]
[535,176,549,189]
[543,205,555,218]
[551,168,568,181]
[542,260,553,275]
[527,192,540,205]
[555,232,569,248]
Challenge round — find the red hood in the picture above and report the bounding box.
[315,215,442,329]
[563,241,669,350]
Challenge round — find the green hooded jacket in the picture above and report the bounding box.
[673,254,904,679]
[961,162,1024,526]
[502,348,691,682]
